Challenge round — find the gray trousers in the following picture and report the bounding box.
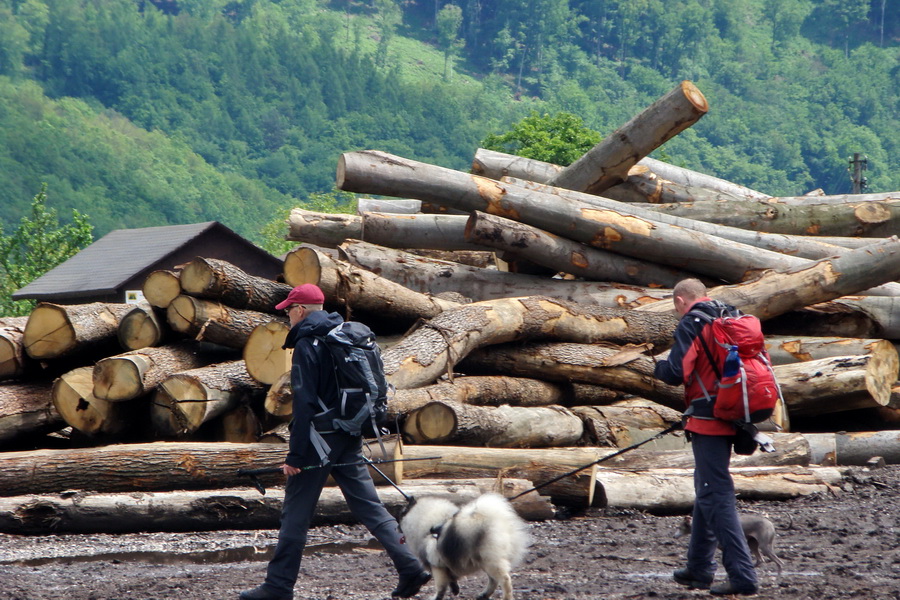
[263,432,422,596]
[687,433,758,589]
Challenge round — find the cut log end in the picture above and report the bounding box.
[179,258,217,296]
[23,304,75,359]
[142,270,182,309]
[681,80,708,113]
[244,322,290,385]
[52,367,115,436]
[152,376,208,435]
[118,307,163,351]
[283,247,323,288]
[166,296,198,334]
[93,357,143,402]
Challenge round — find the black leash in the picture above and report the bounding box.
[509,422,683,500]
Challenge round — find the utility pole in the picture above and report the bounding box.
[848,153,868,194]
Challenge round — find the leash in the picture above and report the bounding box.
[509,422,683,500]
[237,455,440,496]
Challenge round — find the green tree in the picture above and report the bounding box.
[258,189,357,256]
[374,0,401,68]
[0,185,94,316]
[436,4,462,81]
[481,111,601,166]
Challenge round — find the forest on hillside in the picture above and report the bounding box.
[0,0,898,243]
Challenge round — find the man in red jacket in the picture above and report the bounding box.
[654,279,759,596]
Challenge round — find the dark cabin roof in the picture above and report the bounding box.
[13,221,281,302]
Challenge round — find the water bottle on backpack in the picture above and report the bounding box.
[722,345,741,378]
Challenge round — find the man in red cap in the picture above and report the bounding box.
[240,284,430,600]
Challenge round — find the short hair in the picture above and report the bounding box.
[673,278,707,303]
[300,303,324,312]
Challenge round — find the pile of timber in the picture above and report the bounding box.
[2,80,900,534]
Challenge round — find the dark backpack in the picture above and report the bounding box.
[313,321,390,437]
[686,306,782,424]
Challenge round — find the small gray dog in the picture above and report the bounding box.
[675,514,784,576]
[399,493,530,600]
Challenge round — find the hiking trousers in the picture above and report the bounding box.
[686,433,758,590]
[263,432,422,596]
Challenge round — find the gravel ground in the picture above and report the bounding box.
[2,465,899,600]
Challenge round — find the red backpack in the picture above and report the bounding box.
[687,308,782,423]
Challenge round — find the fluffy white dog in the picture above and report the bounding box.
[399,493,530,600]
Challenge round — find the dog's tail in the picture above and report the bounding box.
[456,493,530,566]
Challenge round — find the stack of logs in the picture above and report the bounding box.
[2,80,900,534]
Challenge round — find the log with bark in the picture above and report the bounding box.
[504,176,875,264]
[763,295,900,340]
[635,237,900,317]
[402,401,584,447]
[802,430,900,465]
[471,148,770,200]
[545,81,709,194]
[381,296,679,390]
[764,336,898,366]
[243,321,291,385]
[635,197,900,237]
[167,295,287,349]
[463,211,707,288]
[23,302,135,360]
[117,302,168,351]
[287,209,483,251]
[0,478,552,535]
[605,164,752,204]
[357,197,422,213]
[458,342,684,410]
[592,465,846,514]
[179,257,291,313]
[92,342,232,402]
[0,380,62,444]
[338,240,671,307]
[151,360,266,437]
[142,269,183,309]
[51,367,146,437]
[283,245,461,324]
[774,353,899,416]
[569,404,684,448]
[0,316,30,380]
[336,151,830,282]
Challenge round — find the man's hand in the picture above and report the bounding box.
[282,463,301,476]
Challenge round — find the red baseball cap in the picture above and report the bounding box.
[275,284,325,310]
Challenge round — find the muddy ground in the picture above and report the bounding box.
[2,465,899,600]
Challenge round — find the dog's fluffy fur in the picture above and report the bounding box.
[400,493,529,600]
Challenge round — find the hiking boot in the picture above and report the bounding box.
[238,585,292,600]
[392,570,431,598]
[672,567,713,589]
[710,580,758,596]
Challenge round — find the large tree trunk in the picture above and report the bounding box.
[23,302,134,360]
[402,401,584,447]
[336,151,826,282]
[167,295,287,349]
[151,360,266,437]
[764,336,898,366]
[382,296,679,390]
[179,257,291,313]
[635,237,900,317]
[0,478,552,535]
[0,380,62,444]
[605,164,751,204]
[764,295,900,339]
[470,148,770,200]
[545,81,709,194]
[458,342,684,410]
[463,211,707,288]
[504,176,870,263]
[93,342,232,402]
[287,209,483,251]
[638,198,900,237]
[142,269,183,309]
[774,353,898,416]
[0,317,29,380]
[243,321,291,385]
[117,302,168,351]
[338,240,670,307]
[388,376,627,420]
[51,367,146,437]
[802,430,900,465]
[592,465,846,514]
[283,246,461,323]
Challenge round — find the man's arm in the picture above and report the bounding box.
[654,318,702,385]
[286,339,322,468]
